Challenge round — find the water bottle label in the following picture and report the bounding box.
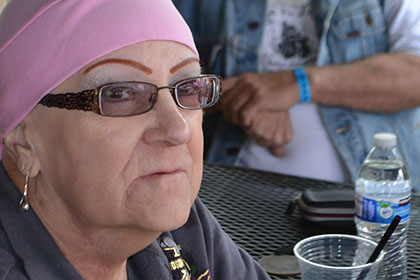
[355,194,410,223]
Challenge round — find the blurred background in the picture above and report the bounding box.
[0,0,7,13]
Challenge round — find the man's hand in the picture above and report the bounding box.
[220,71,300,127]
[244,111,293,157]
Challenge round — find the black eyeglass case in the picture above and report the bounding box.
[288,188,355,222]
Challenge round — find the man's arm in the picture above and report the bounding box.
[220,53,420,127]
[309,53,420,113]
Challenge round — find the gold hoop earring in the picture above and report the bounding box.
[19,170,30,212]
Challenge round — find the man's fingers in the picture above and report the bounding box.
[221,81,254,124]
[221,76,239,93]
[238,100,260,127]
[255,136,273,147]
[269,146,286,157]
[220,77,243,111]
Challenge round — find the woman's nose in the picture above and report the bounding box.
[142,90,191,146]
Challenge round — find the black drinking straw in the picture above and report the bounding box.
[356,215,401,280]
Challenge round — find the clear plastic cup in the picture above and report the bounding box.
[293,234,384,280]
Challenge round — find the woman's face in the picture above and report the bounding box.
[27,41,203,233]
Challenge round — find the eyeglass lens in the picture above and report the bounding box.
[100,82,157,116]
[176,76,216,109]
[99,76,219,116]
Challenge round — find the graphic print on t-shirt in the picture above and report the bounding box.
[160,235,211,280]
[258,0,319,72]
[278,22,311,58]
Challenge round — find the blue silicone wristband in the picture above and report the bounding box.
[293,67,311,104]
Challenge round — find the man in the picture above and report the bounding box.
[174,0,420,191]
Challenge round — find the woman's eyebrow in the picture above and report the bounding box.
[170,57,200,73]
[83,58,153,75]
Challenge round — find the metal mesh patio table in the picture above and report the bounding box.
[200,162,420,279]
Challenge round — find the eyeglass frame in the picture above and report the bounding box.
[38,74,222,117]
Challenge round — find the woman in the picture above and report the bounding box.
[0,0,270,279]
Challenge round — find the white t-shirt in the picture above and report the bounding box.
[236,0,420,182]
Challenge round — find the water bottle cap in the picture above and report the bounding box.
[373,133,397,148]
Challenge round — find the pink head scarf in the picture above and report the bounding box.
[0,0,198,159]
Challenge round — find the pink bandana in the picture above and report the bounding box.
[0,0,198,158]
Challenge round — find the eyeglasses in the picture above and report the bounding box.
[38,74,222,117]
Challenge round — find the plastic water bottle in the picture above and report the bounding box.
[355,133,411,280]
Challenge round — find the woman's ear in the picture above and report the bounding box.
[3,122,40,177]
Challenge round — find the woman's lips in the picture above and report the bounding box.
[139,169,185,179]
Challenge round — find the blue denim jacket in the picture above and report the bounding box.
[174,0,420,192]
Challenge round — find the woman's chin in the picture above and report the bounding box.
[123,188,195,233]
[163,208,192,231]
[139,204,192,233]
